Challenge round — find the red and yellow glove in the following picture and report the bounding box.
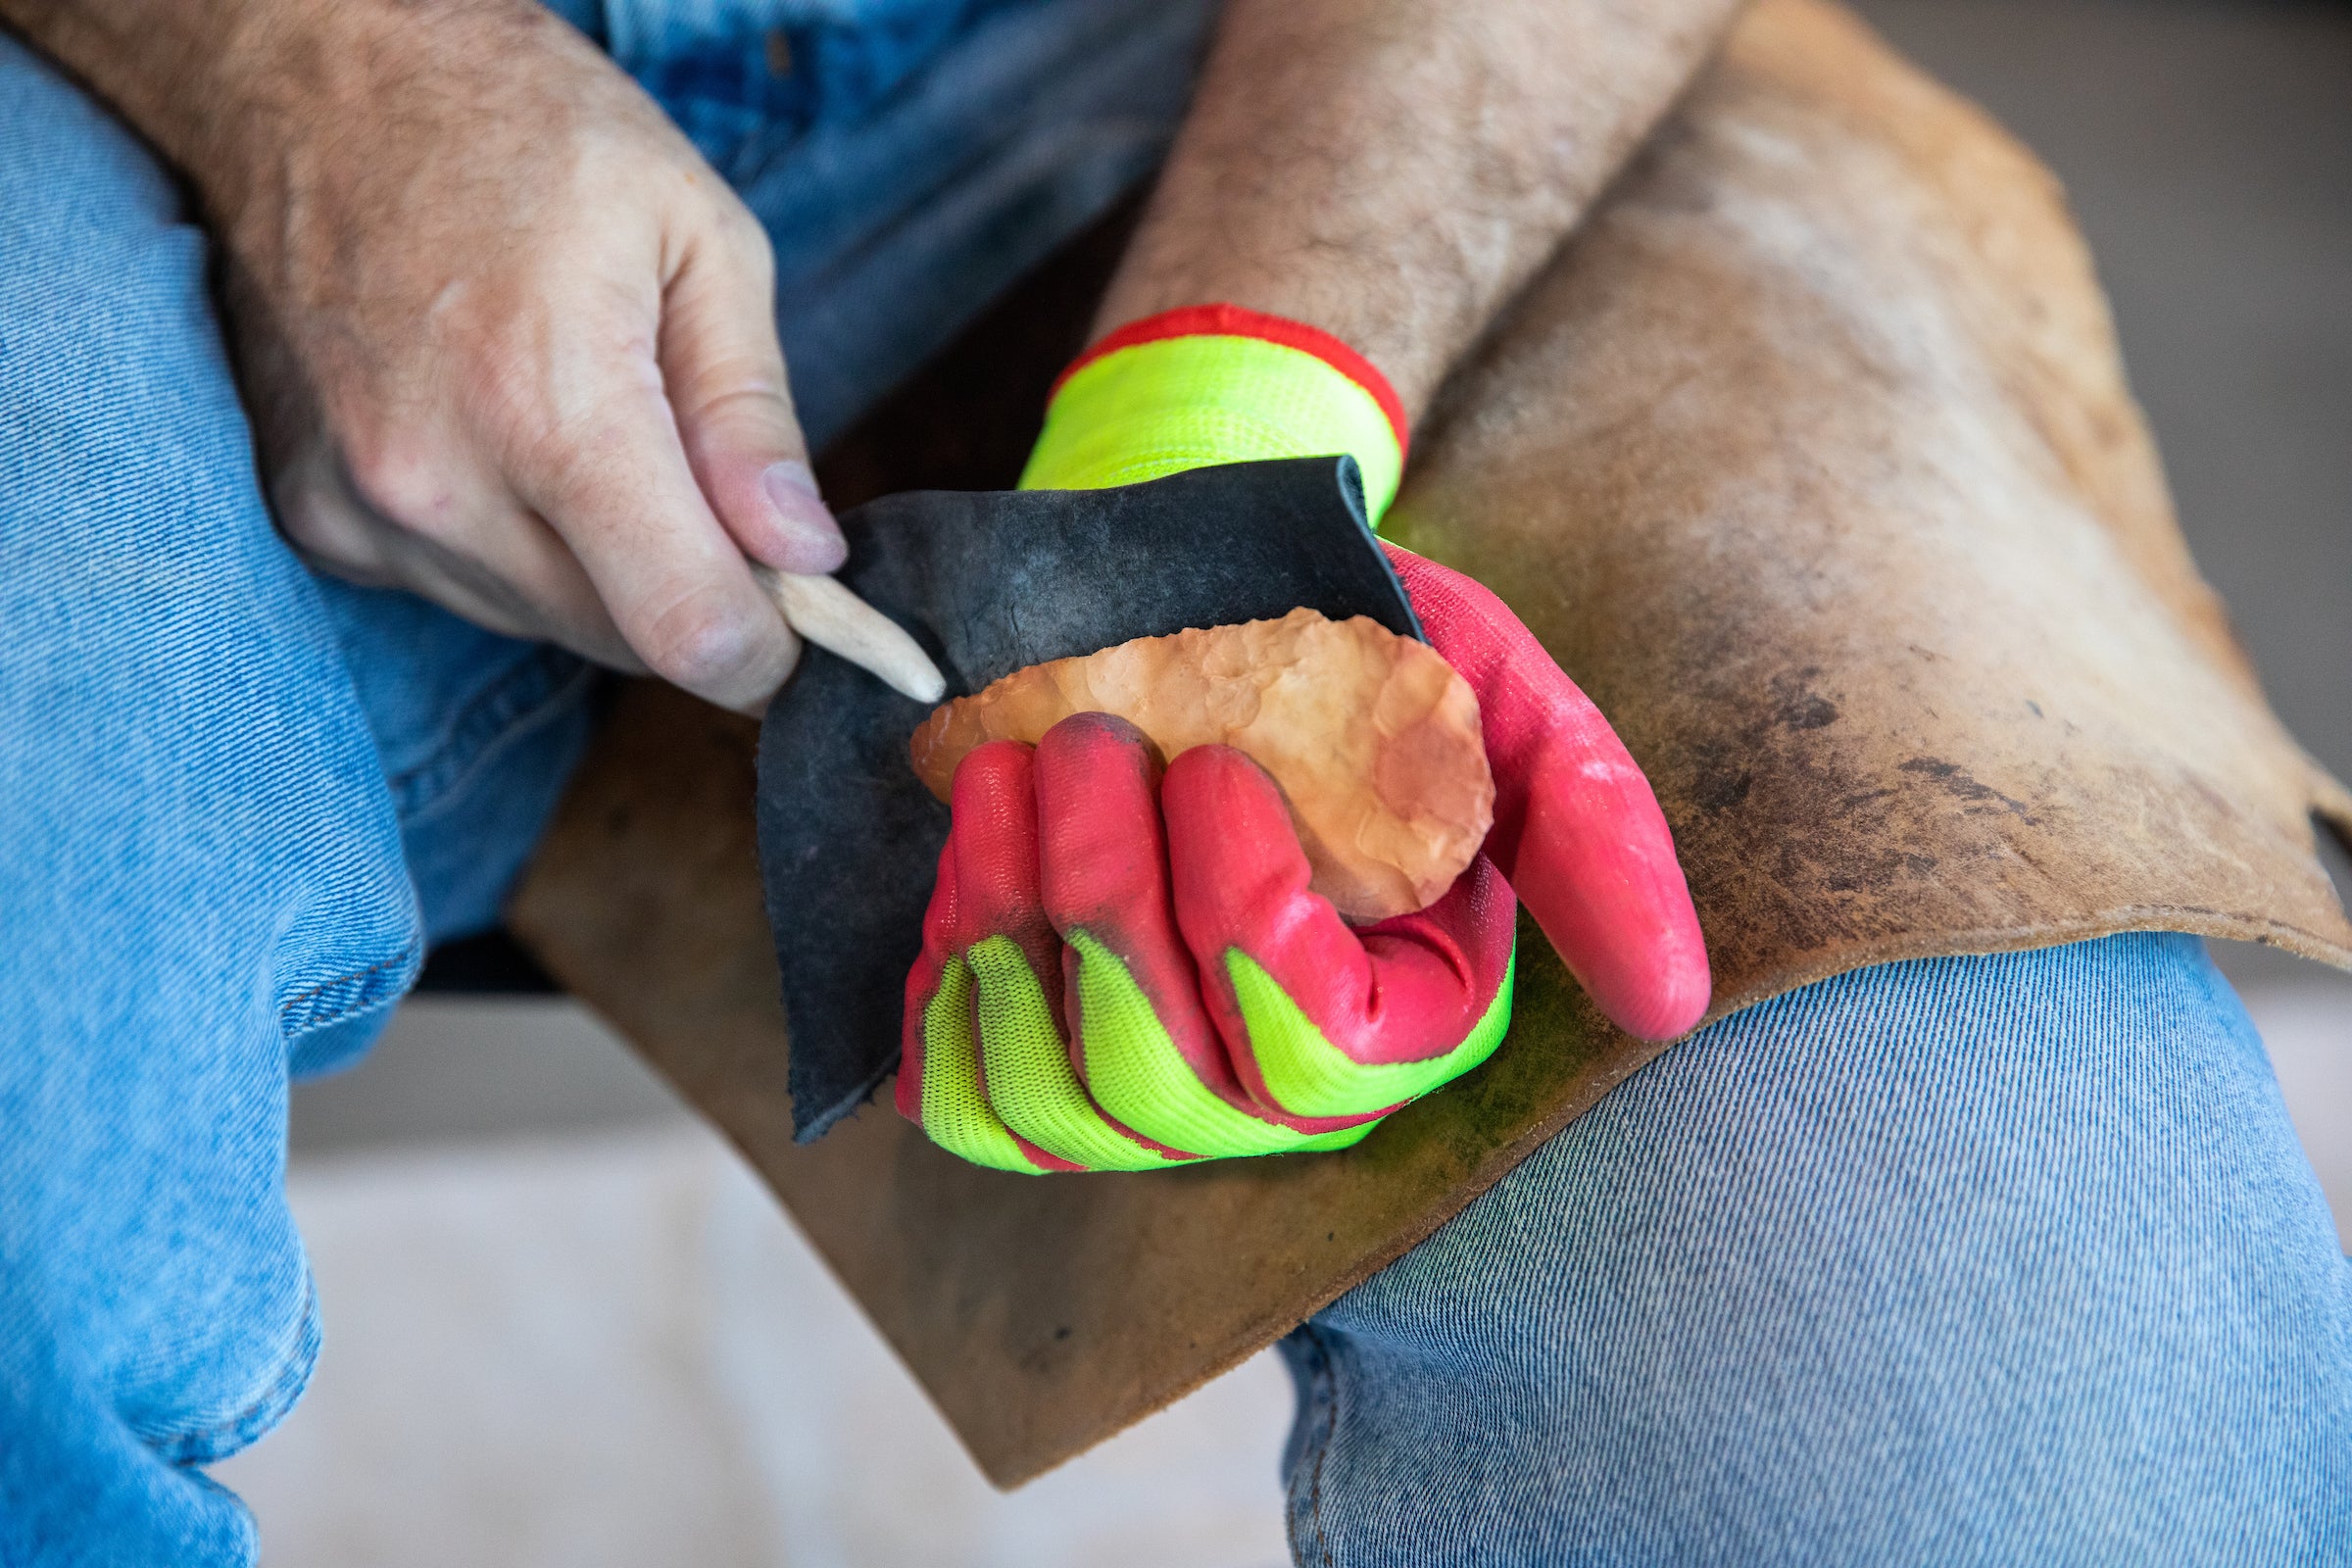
[899,307,1708,1172]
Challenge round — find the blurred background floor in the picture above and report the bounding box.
[219,1116,1298,1568]
[220,1,2352,1561]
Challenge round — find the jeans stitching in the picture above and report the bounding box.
[275,938,422,1039]
[378,642,564,806]
[139,1272,321,1467]
[1291,1324,1341,1568]
[384,645,592,827]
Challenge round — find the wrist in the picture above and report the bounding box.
[1019,304,1410,522]
[3,0,345,203]
[62,0,554,234]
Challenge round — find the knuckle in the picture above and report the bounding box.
[271,484,384,577]
[503,407,602,487]
[676,175,767,258]
[339,432,462,533]
[679,382,790,444]
[711,198,771,267]
[468,353,549,440]
[634,584,774,695]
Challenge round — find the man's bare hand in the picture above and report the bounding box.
[223,2,843,710]
[18,0,843,710]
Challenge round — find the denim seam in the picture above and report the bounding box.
[137,1272,321,1467]
[384,645,593,827]
[275,937,423,1040]
[1291,1324,1342,1568]
[381,642,568,805]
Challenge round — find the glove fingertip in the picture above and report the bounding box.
[1590,934,1712,1042]
[1035,710,1157,772]
[1527,869,1711,1043]
[950,737,1037,812]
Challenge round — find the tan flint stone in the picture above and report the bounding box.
[906,609,1494,921]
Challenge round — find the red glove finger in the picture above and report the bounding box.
[1029,714,1266,1120]
[897,740,1085,1171]
[1383,542,1710,1041]
[1160,744,1518,1122]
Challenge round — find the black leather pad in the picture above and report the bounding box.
[756,457,1419,1140]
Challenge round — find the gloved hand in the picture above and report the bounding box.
[899,307,1708,1172]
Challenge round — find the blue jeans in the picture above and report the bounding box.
[1283,937,2352,1563]
[0,5,2343,1564]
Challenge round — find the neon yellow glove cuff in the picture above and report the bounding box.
[1018,304,1410,523]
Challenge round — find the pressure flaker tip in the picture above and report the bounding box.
[755,565,947,705]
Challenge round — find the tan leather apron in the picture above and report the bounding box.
[512,0,2352,1488]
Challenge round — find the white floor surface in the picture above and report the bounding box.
[213,1125,1295,1568]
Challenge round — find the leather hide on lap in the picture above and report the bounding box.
[513,0,2352,1487]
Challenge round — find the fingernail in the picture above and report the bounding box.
[760,461,848,573]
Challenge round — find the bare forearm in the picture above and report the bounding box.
[2,0,564,230]
[4,0,321,194]
[1102,0,1744,418]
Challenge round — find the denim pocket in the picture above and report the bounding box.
[610,0,1012,174]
